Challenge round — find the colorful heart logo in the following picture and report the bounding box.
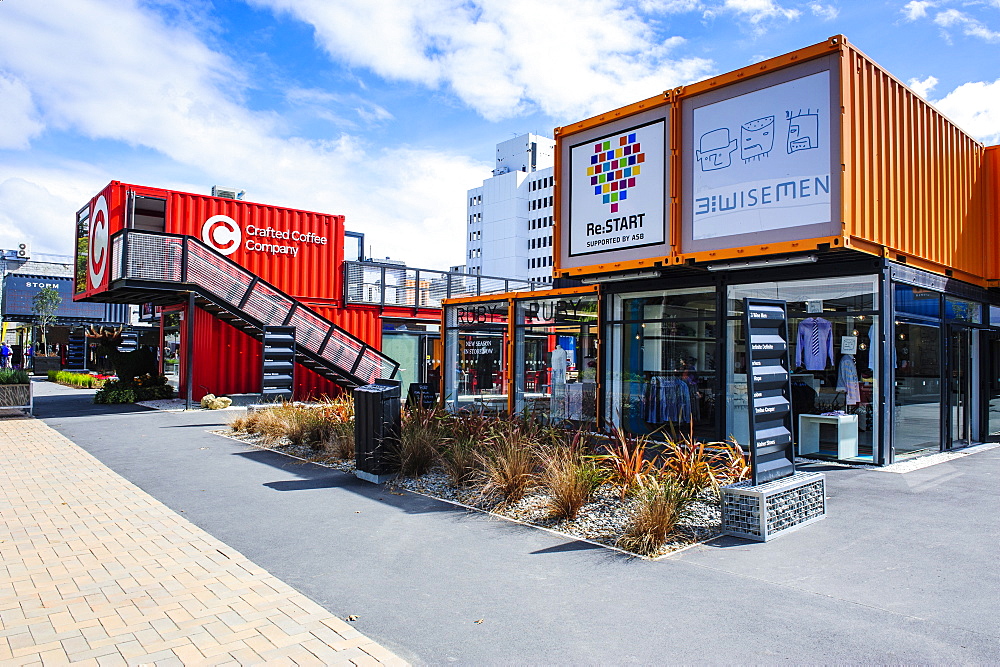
[587,132,645,214]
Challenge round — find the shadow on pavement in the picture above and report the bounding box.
[530,540,604,555]
[233,448,468,516]
[33,391,153,419]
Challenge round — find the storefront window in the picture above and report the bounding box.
[728,276,879,462]
[514,293,598,424]
[945,296,982,323]
[895,284,940,319]
[605,288,718,440]
[444,300,509,413]
[75,206,90,294]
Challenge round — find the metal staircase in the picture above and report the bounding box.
[101,229,399,389]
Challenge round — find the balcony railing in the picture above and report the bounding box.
[343,261,537,309]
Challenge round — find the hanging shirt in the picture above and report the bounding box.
[836,354,861,405]
[795,317,835,371]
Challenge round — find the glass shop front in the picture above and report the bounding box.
[443,260,1000,465]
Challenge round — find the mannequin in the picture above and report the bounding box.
[550,344,568,386]
[550,343,568,419]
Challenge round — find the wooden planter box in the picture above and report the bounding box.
[0,383,32,414]
[31,356,60,375]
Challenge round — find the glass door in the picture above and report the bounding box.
[947,326,976,449]
[983,331,1000,442]
[894,321,942,457]
[162,312,181,392]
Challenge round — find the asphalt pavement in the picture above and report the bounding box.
[35,379,1000,664]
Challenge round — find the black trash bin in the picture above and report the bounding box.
[353,379,401,483]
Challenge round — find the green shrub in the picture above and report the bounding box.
[49,370,105,389]
[94,382,137,404]
[0,369,30,385]
[93,374,172,404]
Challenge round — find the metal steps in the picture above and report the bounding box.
[104,229,399,392]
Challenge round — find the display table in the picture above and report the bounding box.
[798,413,859,458]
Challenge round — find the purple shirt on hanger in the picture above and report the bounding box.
[795,316,835,370]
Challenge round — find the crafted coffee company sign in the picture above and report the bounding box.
[201,215,328,258]
[568,120,666,256]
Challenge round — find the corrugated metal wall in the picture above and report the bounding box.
[189,305,367,402]
[103,303,132,325]
[987,146,1000,282]
[840,44,987,282]
[167,192,344,302]
[191,306,262,400]
[552,37,993,284]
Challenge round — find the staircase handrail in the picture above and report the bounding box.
[109,228,399,384]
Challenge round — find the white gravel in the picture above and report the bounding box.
[217,428,724,559]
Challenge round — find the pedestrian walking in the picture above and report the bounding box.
[0,343,11,369]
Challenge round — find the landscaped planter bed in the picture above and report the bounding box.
[218,427,727,559]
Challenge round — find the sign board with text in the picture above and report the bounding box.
[743,298,796,485]
[681,55,841,254]
[558,105,671,271]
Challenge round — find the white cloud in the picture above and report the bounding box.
[0,74,44,149]
[901,1,934,21]
[0,0,484,269]
[285,87,394,127]
[0,173,97,256]
[721,0,801,23]
[809,3,839,20]
[639,0,703,11]
[932,79,1000,145]
[933,8,1000,41]
[251,0,714,121]
[908,75,939,98]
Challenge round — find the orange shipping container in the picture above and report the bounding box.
[986,146,1000,284]
[555,35,990,285]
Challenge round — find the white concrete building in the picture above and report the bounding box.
[466,134,555,286]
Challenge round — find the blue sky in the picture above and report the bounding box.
[1,0,998,269]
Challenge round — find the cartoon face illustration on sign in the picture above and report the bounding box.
[201,215,241,256]
[696,128,738,171]
[787,110,819,153]
[741,116,775,162]
[89,195,109,289]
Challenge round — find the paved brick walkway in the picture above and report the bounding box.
[0,415,406,666]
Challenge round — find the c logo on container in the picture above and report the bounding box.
[201,215,241,256]
[89,195,109,289]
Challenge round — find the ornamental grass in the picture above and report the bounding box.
[540,443,605,520]
[396,405,446,477]
[229,396,356,457]
[591,425,656,499]
[475,419,540,506]
[617,476,695,556]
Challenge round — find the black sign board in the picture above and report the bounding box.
[2,274,105,322]
[743,298,795,485]
[407,382,437,408]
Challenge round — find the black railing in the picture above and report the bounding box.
[343,261,537,308]
[108,229,399,385]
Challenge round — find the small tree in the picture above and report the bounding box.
[32,286,62,356]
